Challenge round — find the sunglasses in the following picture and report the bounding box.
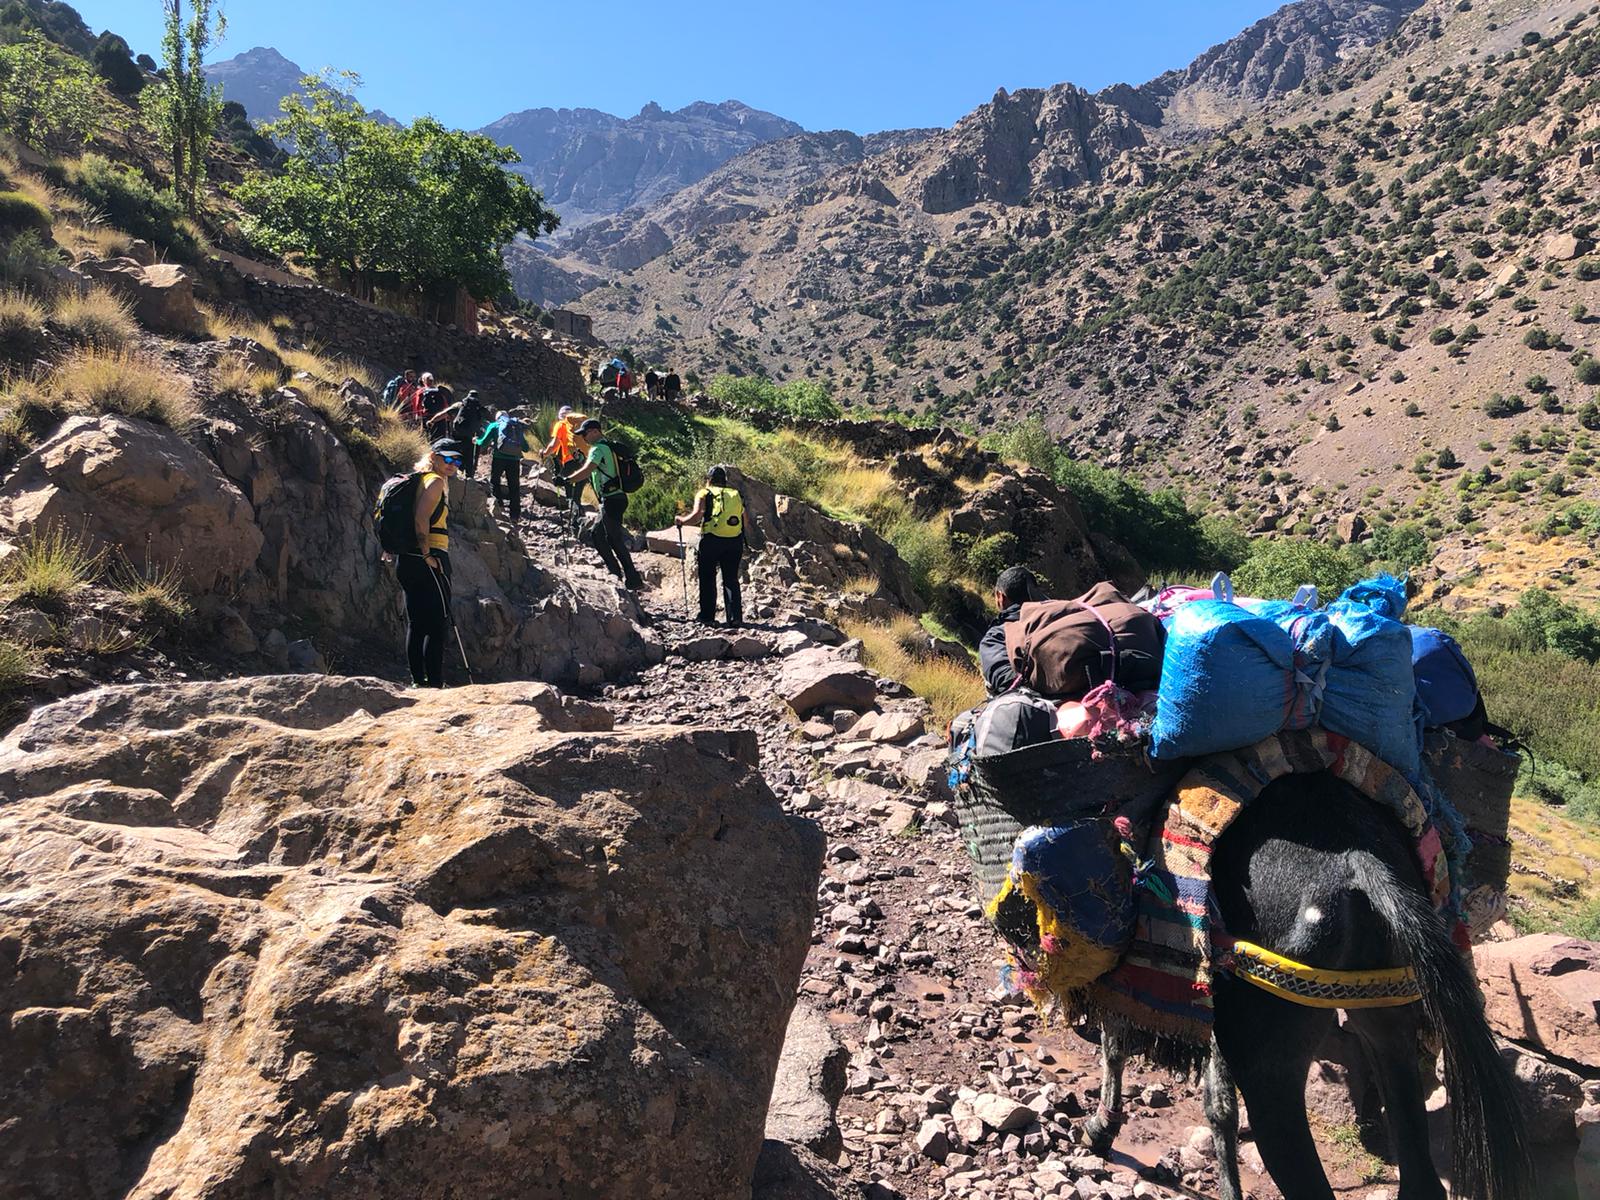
[438,454,462,465]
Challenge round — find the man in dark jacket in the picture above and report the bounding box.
[979,566,1043,695]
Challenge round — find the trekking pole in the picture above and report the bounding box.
[676,524,690,620]
[426,560,475,685]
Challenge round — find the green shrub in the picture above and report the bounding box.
[1364,521,1431,572]
[1577,359,1600,387]
[1483,393,1525,418]
[1231,539,1362,599]
[0,230,61,287]
[68,155,192,253]
[965,531,1020,586]
[1524,328,1555,350]
[706,374,840,421]
[0,191,50,236]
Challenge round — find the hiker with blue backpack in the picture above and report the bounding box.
[566,417,644,591]
[475,409,534,522]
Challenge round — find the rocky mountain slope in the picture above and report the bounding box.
[580,0,1600,578]
[202,46,306,123]
[481,100,806,229]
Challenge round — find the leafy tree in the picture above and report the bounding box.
[234,74,558,301]
[0,30,103,152]
[91,30,142,94]
[139,0,226,214]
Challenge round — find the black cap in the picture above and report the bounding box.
[577,418,602,435]
[430,438,464,455]
[707,464,728,486]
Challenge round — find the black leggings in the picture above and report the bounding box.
[491,456,520,521]
[397,550,452,687]
[697,533,743,624]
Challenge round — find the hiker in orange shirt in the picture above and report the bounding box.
[544,404,586,501]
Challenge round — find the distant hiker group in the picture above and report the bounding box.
[374,352,725,688]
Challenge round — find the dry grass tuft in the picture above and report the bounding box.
[299,380,352,429]
[0,637,37,692]
[51,287,137,349]
[2,523,102,609]
[375,409,428,468]
[212,357,281,400]
[51,349,199,430]
[0,288,47,361]
[839,612,985,730]
[116,552,193,631]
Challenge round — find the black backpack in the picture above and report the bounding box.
[496,417,527,456]
[601,437,644,494]
[374,473,422,554]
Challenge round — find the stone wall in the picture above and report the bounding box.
[208,262,588,409]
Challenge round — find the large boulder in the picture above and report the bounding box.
[0,413,263,593]
[1475,935,1600,1070]
[776,647,879,716]
[948,468,1119,599]
[78,257,205,336]
[0,676,824,1200]
[764,1002,849,1161]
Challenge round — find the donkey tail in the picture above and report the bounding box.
[1351,853,1530,1200]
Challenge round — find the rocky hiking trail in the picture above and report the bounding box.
[505,493,1407,1200]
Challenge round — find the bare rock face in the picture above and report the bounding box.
[0,676,824,1200]
[1475,935,1600,1070]
[0,413,263,593]
[764,1001,849,1160]
[78,257,205,336]
[948,468,1113,599]
[777,647,879,716]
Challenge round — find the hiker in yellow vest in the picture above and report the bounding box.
[674,464,746,626]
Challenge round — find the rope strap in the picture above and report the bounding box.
[1219,938,1421,1009]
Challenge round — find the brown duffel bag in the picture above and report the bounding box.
[1002,581,1166,699]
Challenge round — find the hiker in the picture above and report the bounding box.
[566,417,643,590]
[543,404,586,498]
[675,464,745,626]
[406,372,436,425]
[428,389,489,478]
[475,409,532,522]
[394,438,461,688]
[382,368,417,413]
[644,370,663,401]
[419,382,453,428]
[664,371,682,402]
[980,565,1043,695]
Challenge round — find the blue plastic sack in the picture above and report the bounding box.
[1150,600,1295,759]
[1341,573,1408,621]
[1320,599,1421,773]
[1410,626,1480,727]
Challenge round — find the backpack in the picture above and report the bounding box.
[1410,626,1482,729]
[496,418,527,456]
[382,375,404,408]
[600,438,644,494]
[1003,582,1166,699]
[374,473,423,554]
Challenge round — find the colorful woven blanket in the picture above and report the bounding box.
[1083,728,1465,1055]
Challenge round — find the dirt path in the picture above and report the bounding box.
[508,499,1401,1200]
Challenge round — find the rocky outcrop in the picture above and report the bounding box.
[913,85,1148,214]
[1476,935,1600,1070]
[0,414,263,593]
[947,468,1113,599]
[777,647,879,717]
[765,1001,850,1160]
[0,675,824,1200]
[78,258,205,336]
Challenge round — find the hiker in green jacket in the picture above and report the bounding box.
[566,417,643,591]
[475,410,532,523]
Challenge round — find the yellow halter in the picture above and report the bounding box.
[1221,938,1421,1009]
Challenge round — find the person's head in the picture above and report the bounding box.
[577,418,603,445]
[404,369,416,383]
[558,404,573,420]
[994,566,1039,612]
[424,438,463,476]
[707,464,728,488]
[495,410,509,424]
[420,372,435,387]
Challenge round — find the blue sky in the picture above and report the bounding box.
[76,1,1287,132]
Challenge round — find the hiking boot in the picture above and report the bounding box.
[624,575,645,592]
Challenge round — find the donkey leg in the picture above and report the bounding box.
[1082,1022,1127,1157]
[1345,1005,1446,1200]
[1204,1039,1245,1200]
[1215,976,1339,1200]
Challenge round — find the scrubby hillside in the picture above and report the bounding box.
[582,1,1600,574]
